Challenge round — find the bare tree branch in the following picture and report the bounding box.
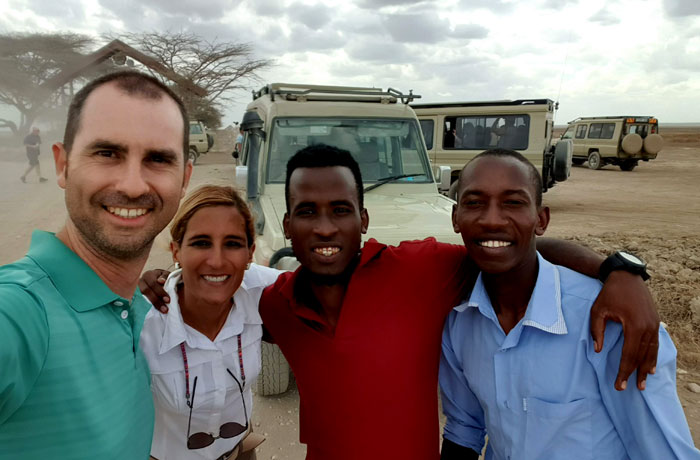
[111,31,273,128]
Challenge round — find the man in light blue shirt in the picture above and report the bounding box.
[439,148,699,459]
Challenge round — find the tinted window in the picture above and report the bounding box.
[588,123,615,139]
[443,114,530,150]
[419,119,434,150]
[600,123,615,139]
[575,124,587,139]
[588,123,602,138]
[190,123,203,135]
[267,118,432,184]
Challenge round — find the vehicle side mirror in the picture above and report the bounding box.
[437,165,451,192]
[235,165,248,190]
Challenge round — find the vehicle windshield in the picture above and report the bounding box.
[266,118,433,184]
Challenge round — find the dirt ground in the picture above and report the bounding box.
[0,128,698,457]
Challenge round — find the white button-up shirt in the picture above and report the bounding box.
[140,264,281,460]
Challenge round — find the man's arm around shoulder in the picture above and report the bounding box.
[0,286,49,425]
[590,324,700,458]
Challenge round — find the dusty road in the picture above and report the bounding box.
[0,130,698,457]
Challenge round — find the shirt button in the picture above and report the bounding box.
[121,310,129,319]
[114,300,124,307]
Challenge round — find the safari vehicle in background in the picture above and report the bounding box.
[412,99,572,199]
[235,83,462,395]
[560,116,663,171]
[188,120,214,164]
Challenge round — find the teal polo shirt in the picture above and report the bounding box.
[0,231,154,459]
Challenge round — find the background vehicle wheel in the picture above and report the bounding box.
[553,139,572,182]
[448,180,459,201]
[587,151,603,170]
[572,158,585,166]
[644,133,663,154]
[188,148,199,165]
[621,133,643,154]
[206,133,215,150]
[620,160,638,171]
[257,342,290,396]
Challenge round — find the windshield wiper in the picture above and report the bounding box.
[363,173,425,192]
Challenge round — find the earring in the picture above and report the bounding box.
[175,262,181,270]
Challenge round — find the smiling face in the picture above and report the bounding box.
[172,205,254,306]
[452,155,549,275]
[53,82,191,261]
[284,166,369,279]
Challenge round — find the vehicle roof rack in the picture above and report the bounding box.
[252,83,421,104]
[568,116,656,123]
[410,99,553,109]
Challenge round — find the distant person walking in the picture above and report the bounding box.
[21,127,47,183]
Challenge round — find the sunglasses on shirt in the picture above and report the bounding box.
[186,369,249,450]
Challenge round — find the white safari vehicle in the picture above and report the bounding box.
[412,99,572,198]
[560,116,663,171]
[235,83,463,395]
[188,120,214,164]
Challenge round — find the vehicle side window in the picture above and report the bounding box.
[575,124,587,139]
[588,123,603,139]
[419,119,434,150]
[442,114,530,150]
[561,127,574,139]
[600,123,615,139]
[190,123,203,135]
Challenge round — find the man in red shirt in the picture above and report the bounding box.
[258,144,658,460]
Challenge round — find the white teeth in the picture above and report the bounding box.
[203,275,229,282]
[314,247,340,257]
[107,206,148,218]
[479,240,512,248]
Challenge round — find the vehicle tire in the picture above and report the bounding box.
[206,133,215,150]
[620,160,638,171]
[587,151,603,170]
[188,147,199,165]
[644,133,663,154]
[621,133,643,154]
[256,343,290,396]
[572,158,585,166]
[448,180,459,201]
[553,139,572,182]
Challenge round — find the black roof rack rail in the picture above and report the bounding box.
[410,99,553,109]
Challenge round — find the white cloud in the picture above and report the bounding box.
[0,0,698,124]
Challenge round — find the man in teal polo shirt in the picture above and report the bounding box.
[0,71,192,459]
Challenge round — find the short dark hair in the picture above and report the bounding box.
[285,143,364,212]
[63,70,189,159]
[459,148,543,206]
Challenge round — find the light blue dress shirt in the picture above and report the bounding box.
[440,253,699,460]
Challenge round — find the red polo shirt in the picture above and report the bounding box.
[260,238,470,460]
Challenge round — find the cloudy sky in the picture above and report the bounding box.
[1,0,699,125]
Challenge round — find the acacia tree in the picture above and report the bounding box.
[0,33,95,138]
[115,31,272,128]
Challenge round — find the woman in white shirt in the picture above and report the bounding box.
[140,185,280,460]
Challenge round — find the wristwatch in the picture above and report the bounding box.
[599,251,650,282]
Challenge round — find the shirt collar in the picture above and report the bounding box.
[278,239,387,325]
[455,252,568,336]
[157,270,246,355]
[27,230,133,312]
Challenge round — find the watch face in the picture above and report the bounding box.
[619,251,643,266]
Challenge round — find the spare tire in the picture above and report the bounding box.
[206,133,215,149]
[553,139,572,182]
[644,133,663,154]
[621,133,643,154]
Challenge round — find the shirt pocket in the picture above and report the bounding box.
[523,397,593,460]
